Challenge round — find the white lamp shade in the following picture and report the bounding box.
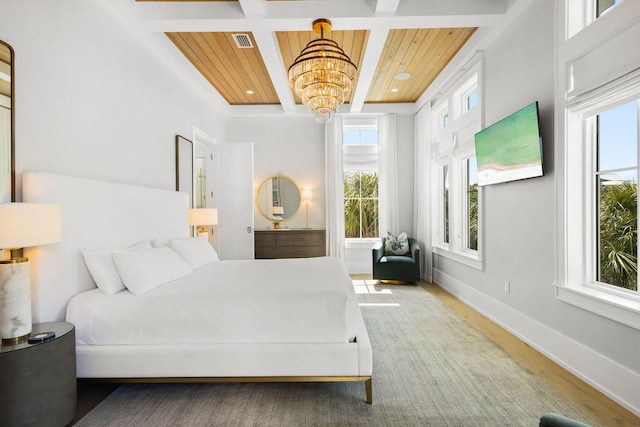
[0,203,63,249]
[189,208,218,226]
[272,206,284,215]
[301,189,312,201]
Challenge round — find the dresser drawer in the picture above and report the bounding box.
[254,229,326,259]
[276,231,324,247]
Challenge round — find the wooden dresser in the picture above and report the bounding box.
[254,229,326,259]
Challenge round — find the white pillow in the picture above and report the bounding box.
[82,241,152,295]
[169,237,219,269]
[112,247,193,295]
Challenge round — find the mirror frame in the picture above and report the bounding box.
[0,39,15,202]
[175,135,194,208]
[255,174,302,223]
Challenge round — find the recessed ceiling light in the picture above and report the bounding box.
[394,72,411,80]
[246,90,254,95]
[391,88,399,93]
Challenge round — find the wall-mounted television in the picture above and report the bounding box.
[474,101,543,186]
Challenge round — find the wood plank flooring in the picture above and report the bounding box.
[418,280,640,427]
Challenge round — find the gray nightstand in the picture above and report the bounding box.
[0,322,77,426]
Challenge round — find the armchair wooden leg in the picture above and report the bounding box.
[364,377,372,404]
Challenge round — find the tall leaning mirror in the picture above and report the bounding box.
[0,40,14,202]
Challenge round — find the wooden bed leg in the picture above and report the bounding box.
[365,377,372,404]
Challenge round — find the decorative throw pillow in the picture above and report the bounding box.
[169,237,219,269]
[384,231,410,256]
[82,240,152,295]
[112,247,193,295]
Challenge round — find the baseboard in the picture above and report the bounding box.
[433,268,640,417]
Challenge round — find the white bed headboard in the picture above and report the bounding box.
[22,172,190,322]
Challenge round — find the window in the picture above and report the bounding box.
[430,60,483,269]
[466,89,478,112]
[596,101,639,291]
[344,172,379,238]
[343,121,379,240]
[466,157,479,251]
[596,0,623,18]
[443,112,449,128]
[443,165,450,244]
[558,0,640,329]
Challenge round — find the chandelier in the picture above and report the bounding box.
[288,19,357,123]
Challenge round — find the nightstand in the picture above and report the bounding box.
[0,322,77,426]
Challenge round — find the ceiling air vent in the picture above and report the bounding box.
[232,34,254,49]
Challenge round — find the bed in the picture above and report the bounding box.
[22,172,373,403]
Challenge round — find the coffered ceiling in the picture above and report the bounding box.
[115,0,513,117]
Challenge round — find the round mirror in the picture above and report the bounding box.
[256,175,301,222]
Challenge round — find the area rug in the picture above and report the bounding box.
[75,282,598,426]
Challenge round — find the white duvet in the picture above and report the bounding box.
[66,257,360,346]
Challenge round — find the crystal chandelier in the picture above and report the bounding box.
[288,19,357,123]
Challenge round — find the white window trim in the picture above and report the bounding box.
[430,58,483,271]
[556,0,640,330]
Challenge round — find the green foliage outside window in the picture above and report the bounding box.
[468,183,478,251]
[344,172,379,238]
[599,181,637,290]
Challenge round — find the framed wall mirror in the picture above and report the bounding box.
[256,175,301,225]
[0,40,15,202]
[175,135,193,208]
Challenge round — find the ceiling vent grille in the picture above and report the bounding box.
[232,34,254,49]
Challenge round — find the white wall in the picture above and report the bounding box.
[432,0,640,415]
[0,0,225,195]
[226,115,325,231]
[227,114,415,273]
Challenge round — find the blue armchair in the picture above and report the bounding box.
[372,237,421,283]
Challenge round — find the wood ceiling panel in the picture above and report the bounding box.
[166,32,280,105]
[366,27,476,104]
[276,29,369,105]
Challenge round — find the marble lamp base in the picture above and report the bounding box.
[0,260,32,343]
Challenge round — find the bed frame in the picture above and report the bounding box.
[22,172,373,403]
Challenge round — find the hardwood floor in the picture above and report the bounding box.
[419,280,640,427]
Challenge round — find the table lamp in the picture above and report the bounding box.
[272,206,284,229]
[189,208,218,239]
[0,202,63,343]
[301,189,312,229]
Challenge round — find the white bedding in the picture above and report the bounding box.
[67,256,360,346]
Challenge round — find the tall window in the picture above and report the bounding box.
[343,125,379,240]
[344,172,379,238]
[596,100,638,291]
[443,165,450,244]
[430,62,482,269]
[596,0,623,17]
[466,157,479,251]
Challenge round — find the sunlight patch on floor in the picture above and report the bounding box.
[352,279,393,295]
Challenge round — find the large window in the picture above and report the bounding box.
[344,172,379,238]
[343,124,379,240]
[430,62,482,269]
[596,101,639,291]
[559,0,640,328]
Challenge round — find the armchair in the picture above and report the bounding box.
[372,237,421,283]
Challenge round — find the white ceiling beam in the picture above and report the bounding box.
[349,28,389,113]
[238,0,266,17]
[375,0,400,16]
[251,30,296,114]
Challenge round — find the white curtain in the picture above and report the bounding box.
[378,114,399,238]
[413,106,432,282]
[325,116,345,259]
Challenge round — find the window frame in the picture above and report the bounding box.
[342,118,380,245]
[430,59,483,270]
[557,0,640,330]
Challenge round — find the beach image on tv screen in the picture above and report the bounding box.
[474,102,543,186]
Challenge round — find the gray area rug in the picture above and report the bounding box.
[76,282,598,426]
